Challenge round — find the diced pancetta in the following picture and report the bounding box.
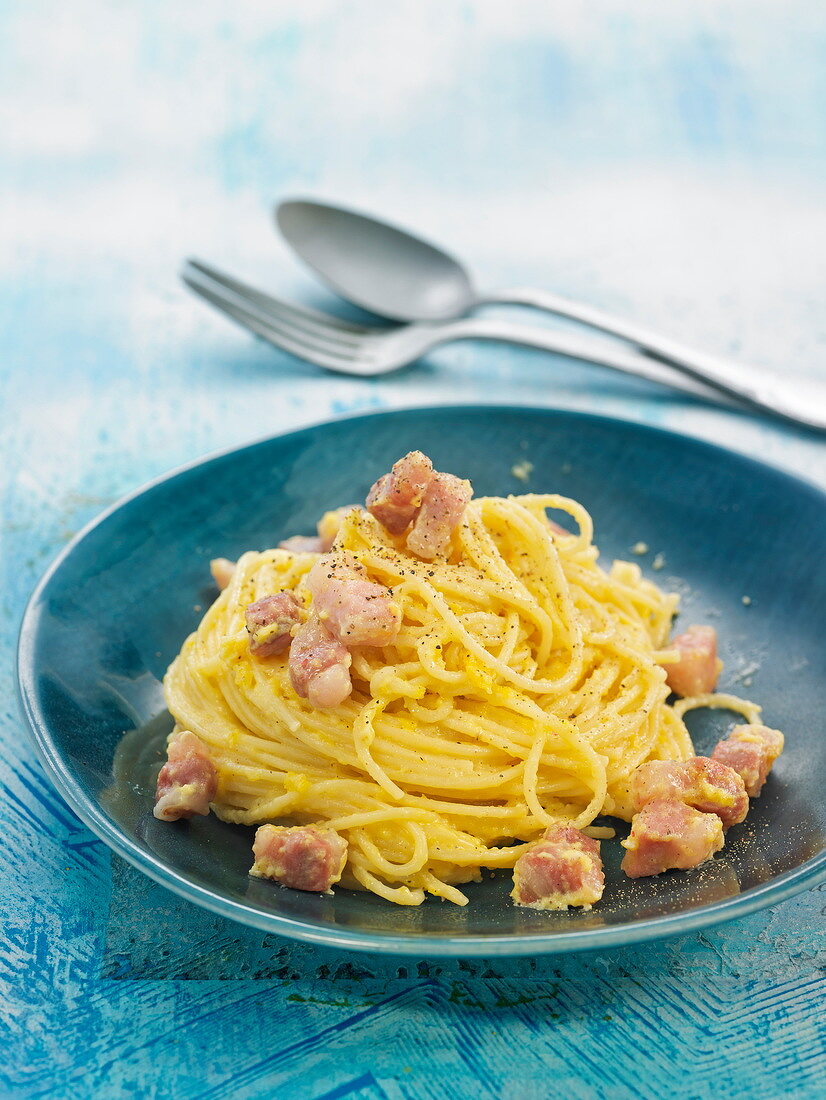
[712,724,785,797]
[630,756,748,827]
[630,760,686,813]
[365,452,473,559]
[305,554,401,647]
[406,472,473,561]
[289,616,353,707]
[279,535,325,553]
[663,625,722,697]
[511,825,605,910]
[245,592,303,656]
[153,731,218,821]
[621,798,724,878]
[210,558,236,590]
[250,824,348,892]
[366,451,435,534]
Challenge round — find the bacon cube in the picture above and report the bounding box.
[406,472,473,561]
[154,731,218,821]
[664,625,721,697]
[289,616,353,708]
[279,535,324,553]
[511,825,604,910]
[250,824,348,892]
[366,451,434,534]
[306,555,401,647]
[621,798,724,878]
[712,724,784,797]
[630,756,748,827]
[245,592,302,657]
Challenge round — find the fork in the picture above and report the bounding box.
[182,259,826,431]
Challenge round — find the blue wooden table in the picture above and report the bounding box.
[2,4,825,1096]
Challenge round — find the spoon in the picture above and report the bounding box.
[277,199,482,323]
[276,198,784,396]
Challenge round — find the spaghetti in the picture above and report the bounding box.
[163,490,757,906]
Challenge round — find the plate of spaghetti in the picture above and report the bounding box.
[17,406,826,954]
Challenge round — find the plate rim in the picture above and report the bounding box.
[16,403,826,956]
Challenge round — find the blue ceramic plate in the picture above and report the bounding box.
[17,407,826,955]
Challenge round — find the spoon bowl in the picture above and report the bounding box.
[277,199,477,322]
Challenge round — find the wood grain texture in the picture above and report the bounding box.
[2,2,825,1097]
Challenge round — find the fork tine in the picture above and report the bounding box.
[184,259,374,347]
[182,273,380,375]
[183,265,365,360]
[184,275,371,373]
[183,261,371,359]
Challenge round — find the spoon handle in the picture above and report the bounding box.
[477,287,826,430]
[483,287,747,376]
[430,315,826,431]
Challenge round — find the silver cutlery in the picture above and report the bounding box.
[276,200,826,431]
[182,258,826,431]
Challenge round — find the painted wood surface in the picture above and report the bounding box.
[2,3,825,1096]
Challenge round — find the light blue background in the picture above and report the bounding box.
[2,2,825,1096]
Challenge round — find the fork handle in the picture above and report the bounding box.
[429,315,826,431]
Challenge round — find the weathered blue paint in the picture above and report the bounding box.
[2,2,825,1097]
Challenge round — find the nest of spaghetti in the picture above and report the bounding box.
[162,485,723,907]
